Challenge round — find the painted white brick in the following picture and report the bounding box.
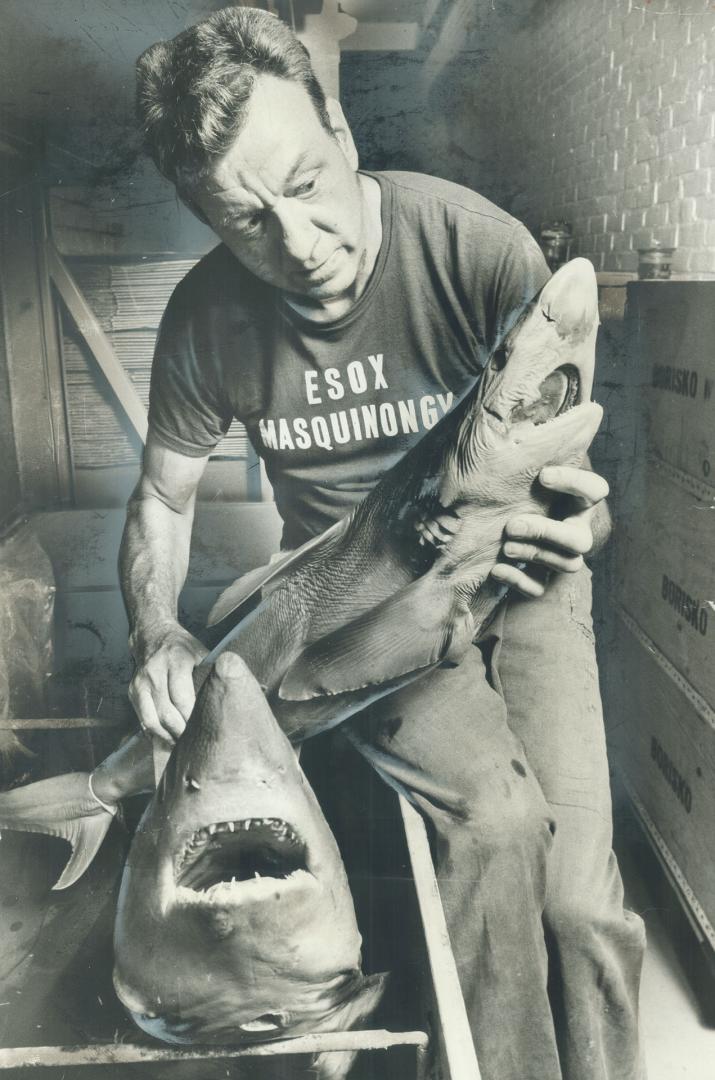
[696,195,715,218]
[659,126,686,154]
[613,251,639,271]
[681,169,710,196]
[677,220,707,248]
[688,247,715,272]
[644,203,669,228]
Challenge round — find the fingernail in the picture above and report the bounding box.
[540,467,556,483]
[504,542,518,557]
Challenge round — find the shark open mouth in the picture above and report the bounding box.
[176,818,308,893]
[509,364,580,425]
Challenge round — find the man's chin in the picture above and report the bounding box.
[287,270,355,305]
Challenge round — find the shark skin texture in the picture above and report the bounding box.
[0,258,602,1067]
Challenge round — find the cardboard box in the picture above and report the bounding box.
[610,617,715,933]
[627,281,715,486]
[615,458,715,709]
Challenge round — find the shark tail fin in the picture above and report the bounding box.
[0,772,118,890]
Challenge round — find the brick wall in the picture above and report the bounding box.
[474,0,715,276]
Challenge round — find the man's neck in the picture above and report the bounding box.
[285,173,383,325]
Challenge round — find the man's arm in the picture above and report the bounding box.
[120,434,211,742]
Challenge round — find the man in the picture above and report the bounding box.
[122,9,645,1079]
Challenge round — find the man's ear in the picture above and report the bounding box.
[326,97,359,171]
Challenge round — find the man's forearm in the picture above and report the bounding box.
[119,489,195,654]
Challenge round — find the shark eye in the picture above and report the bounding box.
[185,775,201,792]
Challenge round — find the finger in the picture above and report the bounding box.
[505,514,593,555]
[416,522,448,547]
[168,664,198,723]
[130,685,174,745]
[490,562,547,597]
[539,466,609,509]
[153,693,187,741]
[135,671,187,741]
[502,541,584,573]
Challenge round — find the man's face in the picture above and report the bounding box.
[194,75,368,302]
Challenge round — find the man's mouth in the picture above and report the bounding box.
[175,818,309,898]
[298,249,341,283]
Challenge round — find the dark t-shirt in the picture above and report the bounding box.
[148,171,550,547]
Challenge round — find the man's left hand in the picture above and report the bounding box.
[490,465,610,598]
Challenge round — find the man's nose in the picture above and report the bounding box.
[274,202,319,265]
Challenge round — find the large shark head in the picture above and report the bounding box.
[113,652,384,1046]
[439,257,603,507]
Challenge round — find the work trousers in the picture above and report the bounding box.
[347,568,646,1080]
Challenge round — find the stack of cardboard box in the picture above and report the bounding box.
[612,282,715,953]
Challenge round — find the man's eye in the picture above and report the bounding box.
[293,177,317,198]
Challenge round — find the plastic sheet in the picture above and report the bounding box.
[0,526,55,786]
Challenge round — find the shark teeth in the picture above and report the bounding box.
[174,819,303,881]
[192,818,301,845]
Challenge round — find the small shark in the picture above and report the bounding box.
[204,257,603,741]
[0,654,384,1071]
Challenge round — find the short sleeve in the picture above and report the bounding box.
[148,284,233,458]
[489,222,552,351]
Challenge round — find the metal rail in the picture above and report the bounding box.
[0,717,123,730]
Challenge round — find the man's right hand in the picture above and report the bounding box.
[128,621,208,743]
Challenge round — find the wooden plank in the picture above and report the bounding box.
[0,179,66,507]
[47,246,148,443]
[34,192,73,501]
[399,794,481,1080]
[0,1029,428,1068]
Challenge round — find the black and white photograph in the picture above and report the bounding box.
[0,3,713,1079]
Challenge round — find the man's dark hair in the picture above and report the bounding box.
[136,7,331,202]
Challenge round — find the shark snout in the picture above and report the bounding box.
[540,257,600,341]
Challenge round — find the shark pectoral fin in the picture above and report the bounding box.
[207,517,350,628]
[0,772,118,890]
[279,578,473,700]
[52,807,117,890]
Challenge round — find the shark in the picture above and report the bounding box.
[0,653,385,1074]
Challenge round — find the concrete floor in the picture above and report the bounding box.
[616,817,715,1080]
